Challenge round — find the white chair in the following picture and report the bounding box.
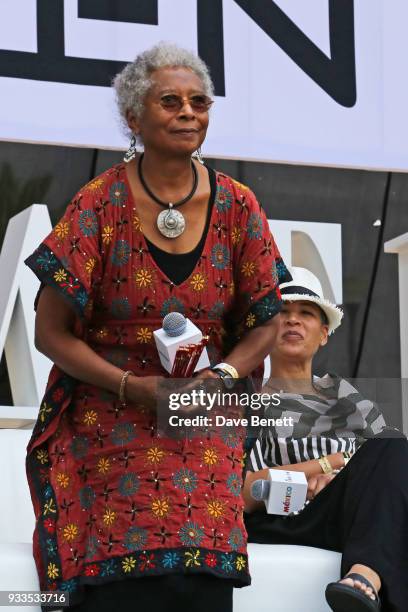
[0,429,41,612]
[0,429,35,544]
[234,543,341,612]
[0,543,40,612]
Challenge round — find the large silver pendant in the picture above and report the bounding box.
[157,206,185,238]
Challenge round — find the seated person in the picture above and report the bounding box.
[243,267,408,612]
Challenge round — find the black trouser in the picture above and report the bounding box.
[69,574,233,612]
[245,437,408,612]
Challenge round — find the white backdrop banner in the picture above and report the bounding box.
[1,0,408,170]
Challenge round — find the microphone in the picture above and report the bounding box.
[250,470,308,515]
[250,479,270,501]
[162,312,187,337]
[153,312,210,374]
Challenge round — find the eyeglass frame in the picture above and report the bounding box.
[157,93,214,113]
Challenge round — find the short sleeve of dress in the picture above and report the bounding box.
[231,183,291,333]
[24,187,103,320]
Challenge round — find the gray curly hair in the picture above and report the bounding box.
[113,42,214,135]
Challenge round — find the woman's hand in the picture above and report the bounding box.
[126,370,220,414]
[307,473,336,500]
[126,375,167,412]
[194,368,220,379]
[174,369,222,416]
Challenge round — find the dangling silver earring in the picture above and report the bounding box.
[192,147,204,164]
[123,134,137,163]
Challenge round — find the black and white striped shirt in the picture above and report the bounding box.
[248,374,386,472]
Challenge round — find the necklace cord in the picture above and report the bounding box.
[138,153,198,209]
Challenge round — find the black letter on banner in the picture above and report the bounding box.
[233,0,356,107]
[0,0,127,85]
[78,0,158,25]
[197,0,226,96]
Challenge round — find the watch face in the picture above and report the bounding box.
[212,368,236,389]
[221,375,235,389]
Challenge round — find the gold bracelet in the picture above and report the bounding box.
[318,456,333,474]
[119,370,134,406]
[342,451,352,466]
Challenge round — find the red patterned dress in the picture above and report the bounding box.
[25,163,289,607]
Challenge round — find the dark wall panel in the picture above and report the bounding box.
[0,142,95,223]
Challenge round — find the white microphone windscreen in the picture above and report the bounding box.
[251,479,270,501]
[162,312,187,337]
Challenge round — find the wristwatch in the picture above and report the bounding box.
[212,368,236,389]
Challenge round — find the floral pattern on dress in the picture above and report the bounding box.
[24,163,290,606]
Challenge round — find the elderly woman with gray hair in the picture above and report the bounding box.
[24,42,290,610]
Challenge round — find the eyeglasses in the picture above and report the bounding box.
[159,94,214,113]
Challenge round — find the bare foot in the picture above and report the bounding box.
[340,564,381,601]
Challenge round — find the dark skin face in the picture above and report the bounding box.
[270,300,329,364]
[127,66,210,158]
[123,67,213,255]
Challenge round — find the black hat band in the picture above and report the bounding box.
[280,286,320,298]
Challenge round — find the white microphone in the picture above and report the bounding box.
[251,469,308,515]
[153,312,210,374]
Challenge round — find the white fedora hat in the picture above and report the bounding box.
[279,267,344,335]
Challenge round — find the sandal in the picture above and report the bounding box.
[325,572,380,611]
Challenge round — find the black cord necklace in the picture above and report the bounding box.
[138,153,198,238]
